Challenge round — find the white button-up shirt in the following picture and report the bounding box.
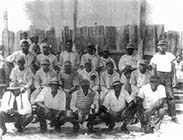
[35,87,66,111]
[103,89,132,113]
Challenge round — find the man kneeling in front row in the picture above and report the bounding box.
[33,78,79,133]
[87,81,137,133]
[0,84,33,136]
[136,75,166,133]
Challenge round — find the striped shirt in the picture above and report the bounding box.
[70,89,99,114]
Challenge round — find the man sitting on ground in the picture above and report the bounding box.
[0,84,33,137]
[34,78,79,133]
[136,75,166,133]
[87,81,136,133]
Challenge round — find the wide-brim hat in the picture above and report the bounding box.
[41,58,50,65]
[139,59,149,66]
[49,77,61,86]
[126,43,135,49]
[112,81,123,87]
[158,40,168,46]
[80,79,90,86]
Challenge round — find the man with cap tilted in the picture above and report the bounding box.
[0,83,33,136]
[130,59,152,100]
[34,77,79,133]
[78,59,99,88]
[101,50,117,71]
[31,58,57,103]
[59,40,80,71]
[100,61,120,89]
[70,79,99,132]
[87,81,136,133]
[36,42,58,71]
[80,43,103,72]
[150,39,177,122]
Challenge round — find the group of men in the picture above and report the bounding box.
[0,32,178,137]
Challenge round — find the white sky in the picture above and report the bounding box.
[0,0,183,32]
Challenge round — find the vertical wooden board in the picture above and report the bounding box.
[81,26,89,45]
[46,27,57,54]
[155,25,164,41]
[8,31,15,54]
[36,29,45,43]
[74,28,83,52]
[118,25,129,51]
[128,25,138,49]
[29,25,37,37]
[166,31,179,55]
[2,29,10,57]
[105,26,117,50]
[88,27,97,45]
[14,30,23,51]
[95,26,105,50]
[144,25,156,56]
[64,26,70,42]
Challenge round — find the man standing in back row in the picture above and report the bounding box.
[150,40,177,122]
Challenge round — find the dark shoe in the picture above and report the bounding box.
[143,125,154,134]
[120,125,130,134]
[73,123,80,133]
[32,116,39,124]
[55,126,61,132]
[171,116,178,123]
[107,123,115,131]
[17,127,24,133]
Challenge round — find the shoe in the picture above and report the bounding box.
[107,123,115,131]
[171,116,178,123]
[120,125,130,134]
[32,116,39,124]
[73,124,80,133]
[143,125,154,134]
[55,126,61,132]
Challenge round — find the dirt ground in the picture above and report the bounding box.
[2,108,183,140]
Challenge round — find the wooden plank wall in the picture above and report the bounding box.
[1,24,181,60]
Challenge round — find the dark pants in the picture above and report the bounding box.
[87,102,137,130]
[0,111,33,135]
[35,105,79,132]
[157,72,176,117]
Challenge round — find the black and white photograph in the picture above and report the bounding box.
[0,0,183,139]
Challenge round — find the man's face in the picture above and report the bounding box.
[126,48,134,55]
[13,89,20,97]
[103,51,109,59]
[114,84,122,95]
[22,33,28,39]
[51,84,58,94]
[106,63,114,74]
[65,42,72,52]
[81,84,90,95]
[150,79,159,92]
[158,45,167,54]
[43,46,50,55]
[42,64,50,72]
[21,43,29,53]
[88,47,95,55]
[64,64,72,73]
[176,56,181,62]
[17,60,25,70]
[85,63,92,71]
[139,64,147,74]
